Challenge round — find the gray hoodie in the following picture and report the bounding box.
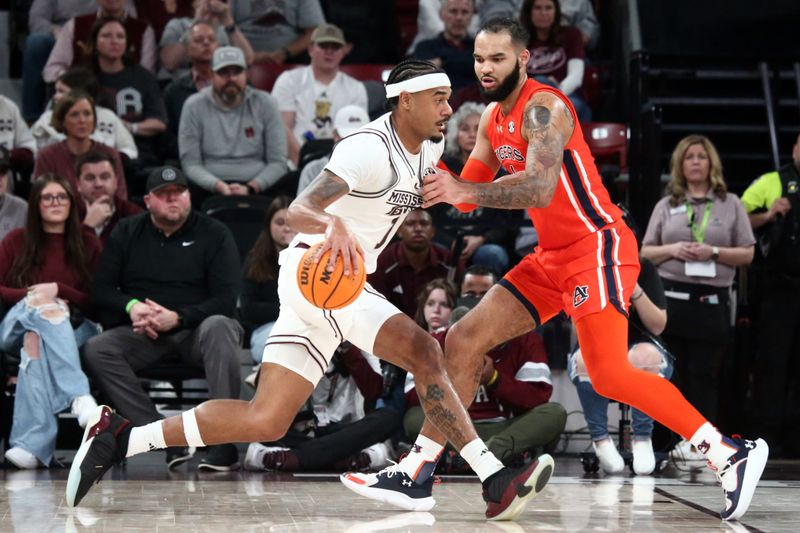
[179,86,288,192]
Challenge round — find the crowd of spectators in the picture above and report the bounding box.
[1,0,798,473]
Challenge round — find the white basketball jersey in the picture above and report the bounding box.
[292,112,445,273]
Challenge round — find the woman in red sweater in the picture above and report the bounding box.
[33,90,128,200]
[0,173,103,469]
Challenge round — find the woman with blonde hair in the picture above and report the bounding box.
[641,134,755,464]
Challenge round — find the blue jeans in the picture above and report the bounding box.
[22,33,55,122]
[471,244,510,276]
[249,321,275,363]
[568,342,674,441]
[1,297,99,465]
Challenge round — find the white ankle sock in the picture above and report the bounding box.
[690,422,736,469]
[126,421,166,457]
[460,438,503,482]
[399,434,443,481]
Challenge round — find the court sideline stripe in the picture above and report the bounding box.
[653,487,765,532]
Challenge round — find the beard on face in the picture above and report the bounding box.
[216,83,243,105]
[480,62,522,102]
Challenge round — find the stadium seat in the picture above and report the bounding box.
[339,64,394,82]
[201,195,272,261]
[298,139,334,173]
[582,64,603,112]
[582,122,628,172]
[248,62,298,92]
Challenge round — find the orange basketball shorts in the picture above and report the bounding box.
[500,220,640,324]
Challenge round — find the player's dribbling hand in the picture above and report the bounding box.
[422,167,465,208]
[320,216,364,277]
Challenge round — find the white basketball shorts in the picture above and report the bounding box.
[262,244,400,385]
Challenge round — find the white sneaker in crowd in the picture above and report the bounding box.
[669,438,706,466]
[70,394,98,428]
[4,447,40,469]
[632,438,656,475]
[362,442,391,469]
[593,438,624,474]
[243,443,290,471]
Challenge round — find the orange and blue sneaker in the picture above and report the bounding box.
[340,462,437,511]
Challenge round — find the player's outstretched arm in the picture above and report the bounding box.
[423,91,574,210]
[288,170,364,275]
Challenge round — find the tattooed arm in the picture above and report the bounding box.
[422,91,575,210]
[288,170,364,275]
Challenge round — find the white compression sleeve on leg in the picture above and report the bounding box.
[182,408,206,447]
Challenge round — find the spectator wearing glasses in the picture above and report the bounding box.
[0,174,102,469]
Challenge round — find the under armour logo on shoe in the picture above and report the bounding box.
[745,440,755,449]
[697,440,711,454]
[411,444,422,454]
[402,479,412,487]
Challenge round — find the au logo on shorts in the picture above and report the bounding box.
[573,285,589,308]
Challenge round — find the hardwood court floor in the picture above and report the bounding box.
[0,450,796,532]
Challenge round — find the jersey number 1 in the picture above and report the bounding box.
[375,216,401,249]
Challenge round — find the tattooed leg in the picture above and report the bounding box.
[416,284,539,447]
[372,314,478,450]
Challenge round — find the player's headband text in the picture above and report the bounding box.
[385,73,452,98]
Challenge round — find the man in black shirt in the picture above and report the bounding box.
[82,166,243,471]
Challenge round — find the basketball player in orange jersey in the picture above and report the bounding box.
[64,59,553,521]
[345,19,768,521]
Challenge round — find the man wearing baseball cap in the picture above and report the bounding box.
[179,46,288,198]
[272,23,368,168]
[83,164,245,471]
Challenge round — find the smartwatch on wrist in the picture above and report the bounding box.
[224,24,236,34]
[711,246,720,261]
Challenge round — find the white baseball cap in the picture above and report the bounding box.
[334,105,369,137]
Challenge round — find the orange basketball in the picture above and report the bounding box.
[297,242,366,310]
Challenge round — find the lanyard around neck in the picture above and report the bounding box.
[686,201,712,243]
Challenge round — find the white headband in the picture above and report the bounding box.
[385,73,451,98]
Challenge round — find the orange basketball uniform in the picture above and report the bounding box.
[486,79,640,323]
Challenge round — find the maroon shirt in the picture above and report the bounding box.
[0,228,102,312]
[526,25,585,83]
[134,0,193,41]
[407,329,553,420]
[33,141,128,200]
[368,241,460,318]
[78,195,144,245]
[73,13,148,67]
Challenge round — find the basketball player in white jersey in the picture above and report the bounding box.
[66,59,554,521]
